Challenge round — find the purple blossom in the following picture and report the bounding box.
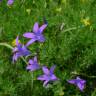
[37,65,58,87]
[12,36,30,63]
[67,76,86,91]
[23,22,47,46]
[26,56,40,71]
[7,0,14,5]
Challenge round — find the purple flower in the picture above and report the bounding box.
[12,36,30,63]
[37,65,58,87]
[23,22,47,46]
[7,0,14,5]
[67,76,86,91]
[26,56,40,71]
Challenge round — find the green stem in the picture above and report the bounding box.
[72,72,96,78]
[0,43,13,49]
[25,53,37,59]
[62,25,85,33]
[21,56,28,64]
[31,72,34,90]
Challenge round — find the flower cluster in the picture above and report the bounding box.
[0,0,94,93]
[11,21,86,91]
[12,22,59,87]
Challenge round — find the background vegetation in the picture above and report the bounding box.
[0,0,96,96]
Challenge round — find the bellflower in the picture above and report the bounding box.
[67,76,86,91]
[37,65,58,87]
[12,36,30,63]
[26,56,40,71]
[23,22,47,46]
[7,0,14,5]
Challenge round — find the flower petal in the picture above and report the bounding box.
[39,24,47,33]
[26,39,36,46]
[29,59,34,65]
[76,76,86,84]
[23,33,35,38]
[16,36,19,45]
[26,65,32,70]
[7,0,14,5]
[22,45,31,55]
[42,66,50,75]
[80,80,86,84]
[43,80,49,87]
[23,50,30,56]
[50,65,56,74]
[26,63,40,71]
[33,22,39,33]
[77,82,85,91]
[67,79,76,84]
[13,47,18,53]
[12,54,17,63]
[17,44,22,51]
[34,56,37,63]
[51,74,58,81]
[76,76,81,80]
[12,52,21,63]
[38,35,45,42]
[37,75,46,81]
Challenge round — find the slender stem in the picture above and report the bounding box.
[71,72,96,78]
[21,56,28,64]
[0,43,13,49]
[31,72,34,90]
[25,53,37,59]
[62,25,84,33]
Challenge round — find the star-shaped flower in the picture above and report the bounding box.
[12,36,30,63]
[67,76,86,91]
[37,65,58,87]
[81,17,91,26]
[23,22,47,46]
[26,56,40,71]
[7,0,14,5]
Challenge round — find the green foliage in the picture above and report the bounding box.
[0,0,96,96]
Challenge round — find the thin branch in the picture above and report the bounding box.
[0,43,13,49]
[62,25,85,33]
[71,72,96,79]
[21,56,28,64]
